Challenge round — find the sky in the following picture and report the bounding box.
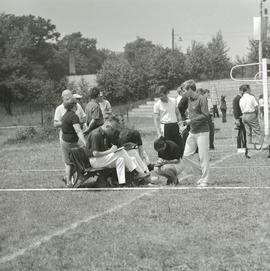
[2,0,270,60]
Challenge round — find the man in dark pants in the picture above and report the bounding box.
[153,85,183,156]
[233,88,248,158]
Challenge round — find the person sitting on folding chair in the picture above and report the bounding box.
[85,120,149,186]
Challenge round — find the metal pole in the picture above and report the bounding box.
[172,28,174,51]
[262,58,269,135]
[259,0,263,78]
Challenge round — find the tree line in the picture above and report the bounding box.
[0,13,265,114]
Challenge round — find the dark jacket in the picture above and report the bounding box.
[220,96,227,110]
[233,94,242,119]
[178,95,189,120]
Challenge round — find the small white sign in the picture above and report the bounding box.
[253,17,261,41]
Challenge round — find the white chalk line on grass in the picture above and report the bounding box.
[1,150,241,174]
[0,191,156,265]
[211,165,270,169]
[0,169,64,173]
[2,186,270,192]
[0,125,39,129]
[210,152,240,167]
[0,174,192,263]
[0,175,190,264]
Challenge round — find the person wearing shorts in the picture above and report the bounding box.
[54,89,86,184]
[61,98,86,186]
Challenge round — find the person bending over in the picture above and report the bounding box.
[85,120,148,186]
[153,137,184,185]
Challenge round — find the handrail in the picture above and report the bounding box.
[230,62,262,82]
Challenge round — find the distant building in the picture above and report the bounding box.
[67,74,97,90]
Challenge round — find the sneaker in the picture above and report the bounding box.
[197,180,207,187]
[72,178,84,188]
[237,148,246,153]
[150,176,158,182]
[66,181,73,188]
[134,172,150,181]
[118,183,127,188]
[143,183,157,187]
[61,177,67,185]
[197,182,207,187]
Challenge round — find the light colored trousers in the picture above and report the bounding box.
[89,149,144,184]
[127,149,149,173]
[242,112,263,144]
[183,132,210,183]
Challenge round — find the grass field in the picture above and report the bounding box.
[1,114,270,270]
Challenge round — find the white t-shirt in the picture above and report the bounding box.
[153,97,177,123]
[99,99,112,118]
[176,95,182,105]
[54,103,86,138]
[239,93,258,113]
[259,98,264,107]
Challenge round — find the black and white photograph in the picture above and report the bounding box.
[1,0,270,270]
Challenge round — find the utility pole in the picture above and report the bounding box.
[259,0,264,77]
[172,28,174,51]
[258,0,268,79]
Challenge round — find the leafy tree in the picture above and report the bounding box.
[97,55,137,104]
[185,41,209,81]
[205,31,232,79]
[58,32,106,75]
[0,13,62,114]
[124,38,186,98]
[124,37,155,65]
[149,47,186,90]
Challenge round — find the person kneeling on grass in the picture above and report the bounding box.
[85,120,149,186]
[61,98,87,187]
[153,137,184,185]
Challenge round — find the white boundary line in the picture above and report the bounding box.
[211,165,270,169]
[0,155,262,264]
[0,152,241,191]
[0,169,64,173]
[1,186,270,192]
[0,125,39,129]
[0,191,153,265]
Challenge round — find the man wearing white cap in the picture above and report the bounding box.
[54,89,86,183]
[54,90,86,131]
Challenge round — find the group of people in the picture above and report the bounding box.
[54,88,153,187]
[53,81,265,188]
[153,80,211,187]
[233,84,265,157]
